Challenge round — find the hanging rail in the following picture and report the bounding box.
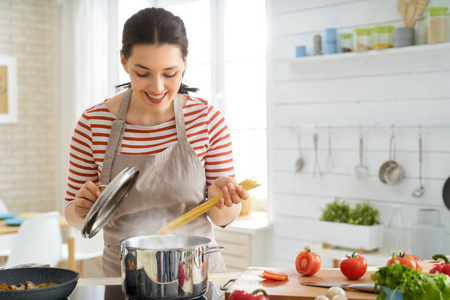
[282,123,450,129]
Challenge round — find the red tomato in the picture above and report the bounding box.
[387,252,417,269]
[295,249,321,276]
[339,252,367,280]
[412,255,423,272]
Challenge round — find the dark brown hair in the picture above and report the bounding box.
[116,7,198,94]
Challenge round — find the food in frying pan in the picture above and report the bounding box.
[0,281,59,290]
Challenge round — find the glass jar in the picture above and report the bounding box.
[354,28,373,51]
[411,209,446,260]
[426,6,449,44]
[339,33,353,52]
[373,25,394,49]
[415,16,427,45]
[383,205,410,254]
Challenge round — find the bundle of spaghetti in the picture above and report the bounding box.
[156,179,261,235]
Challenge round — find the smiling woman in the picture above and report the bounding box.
[63,7,249,279]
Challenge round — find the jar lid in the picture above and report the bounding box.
[373,25,394,33]
[339,33,353,39]
[81,165,140,238]
[426,6,449,16]
[354,28,373,36]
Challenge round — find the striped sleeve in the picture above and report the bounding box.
[64,109,100,213]
[204,103,235,186]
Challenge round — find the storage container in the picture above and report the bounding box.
[354,28,373,51]
[373,25,394,49]
[339,33,353,52]
[426,7,449,44]
[415,16,427,45]
[324,28,337,55]
[411,209,447,260]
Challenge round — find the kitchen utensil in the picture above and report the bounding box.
[157,178,260,235]
[379,130,404,185]
[299,282,379,293]
[107,234,222,300]
[224,267,377,300]
[406,0,417,27]
[412,133,424,197]
[0,267,79,300]
[81,165,140,239]
[397,0,408,26]
[313,133,323,177]
[324,128,334,172]
[411,0,429,27]
[295,133,305,173]
[443,177,450,211]
[355,136,369,179]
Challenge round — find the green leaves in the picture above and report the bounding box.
[371,262,450,300]
[320,198,380,226]
[320,198,350,223]
[349,201,381,226]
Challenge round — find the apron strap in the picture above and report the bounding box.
[100,89,132,184]
[173,94,187,142]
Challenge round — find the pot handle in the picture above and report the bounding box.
[220,278,236,291]
[106,244,121,253]
[205,246,224,255]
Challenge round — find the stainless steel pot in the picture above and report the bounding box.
[108,235,222,300]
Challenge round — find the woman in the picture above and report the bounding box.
[64,7,248,277]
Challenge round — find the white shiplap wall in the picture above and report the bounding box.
[266,0,450,268]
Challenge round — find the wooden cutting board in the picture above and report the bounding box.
[224,262,439,300]
[224,267,376,300]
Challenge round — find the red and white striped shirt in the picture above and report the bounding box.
[64,96,234,211]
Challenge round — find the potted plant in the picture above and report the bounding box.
[317,198,384,251]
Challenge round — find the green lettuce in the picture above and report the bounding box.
[371,262,450,300]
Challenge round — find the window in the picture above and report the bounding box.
[117,0,267,207]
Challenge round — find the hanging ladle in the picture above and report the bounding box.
[295,133,305,173]
[355,134,369,179]
[413,128,424,197]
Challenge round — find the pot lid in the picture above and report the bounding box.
[81,166,140,238]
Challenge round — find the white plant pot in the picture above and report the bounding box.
[316,221,384,251]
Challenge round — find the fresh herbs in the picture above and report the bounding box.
[371,260,450,300]
[320,198,380,226]
[320,198,350,223]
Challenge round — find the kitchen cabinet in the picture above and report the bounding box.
[213,211,271,272]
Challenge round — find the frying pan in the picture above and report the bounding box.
[443,177,450,210]
[0,267,79,300]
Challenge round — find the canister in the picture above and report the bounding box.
[426,6,449,44]
[373,25,394,49]
[411,209,447,260]
[415,16,427,45]
[339,33,353,52]
[354,28,373,51]
[324,28,337,55]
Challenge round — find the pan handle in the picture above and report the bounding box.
[106,244,121,253]
[205,246,224,255]
[220,278,236,291]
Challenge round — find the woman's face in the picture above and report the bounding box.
[121,43,186,113]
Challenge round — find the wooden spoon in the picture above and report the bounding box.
[406,0,417,27]
[397,0,408,27]
[410,0,429,27]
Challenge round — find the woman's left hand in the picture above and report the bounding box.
[209,176,249,209]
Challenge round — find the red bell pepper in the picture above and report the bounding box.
[229,289,269,300]
[429,254,450,277]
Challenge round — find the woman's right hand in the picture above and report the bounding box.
[73,181,102,219]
